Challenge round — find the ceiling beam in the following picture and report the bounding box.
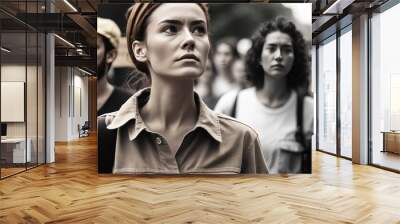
[66,13,97,47]
[322,0,356,14]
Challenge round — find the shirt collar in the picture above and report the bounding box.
[106,88,222,143]
[194,92,222,142]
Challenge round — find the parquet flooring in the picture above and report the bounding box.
[1,167,25,177]
[1,134,400,223]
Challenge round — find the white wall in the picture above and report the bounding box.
[55,66,69,141]
[1,65,33,137]
[54,67,89,141]
[71,71,89,138]
[1,66,26,138]
[1,63,46,164]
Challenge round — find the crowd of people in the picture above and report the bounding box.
[97,3,313,174]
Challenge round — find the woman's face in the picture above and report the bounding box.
[232,59,246,85]
[213,43,234,71]
[260,31,294,79]
[140,4,209,79]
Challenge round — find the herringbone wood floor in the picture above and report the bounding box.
[0,134,400,223]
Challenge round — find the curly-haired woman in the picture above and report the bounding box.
[215,17,313,173]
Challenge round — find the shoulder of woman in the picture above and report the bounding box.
[214,89,240,111]
[214,87,253,112]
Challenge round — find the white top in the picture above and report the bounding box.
[214,87,313,173]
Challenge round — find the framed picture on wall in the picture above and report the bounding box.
[1,81,25,122]
[97,2,313,175]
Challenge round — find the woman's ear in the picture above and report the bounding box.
[132,40,147,62]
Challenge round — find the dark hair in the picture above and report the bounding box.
[245,17,309,91]
[102,35,115,55]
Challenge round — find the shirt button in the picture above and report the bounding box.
[155,137,162,145]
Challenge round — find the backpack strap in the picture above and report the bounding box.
[230,90,240,118]
[295,91,311,173]
[97,116,117,173]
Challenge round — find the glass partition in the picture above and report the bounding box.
[317,34,337,155]
[0,0,46,179]
[38,32,45,165]
[371,2,400,171]
[1,27,28,178]
[339,26,352,158]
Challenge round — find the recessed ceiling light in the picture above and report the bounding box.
[54,34,75,48]
[1,47,11,53]
[63,0,78,12]
[78,67,92,76]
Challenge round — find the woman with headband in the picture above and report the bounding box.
[98,3,267,174]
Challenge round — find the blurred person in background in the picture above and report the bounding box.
[194,58,218,108]
[97,17,132,116]
[214,18,313,174]
[213,58,250,112]
[212,37,240,98]
[236,38,252,59]
[231,58,251,90]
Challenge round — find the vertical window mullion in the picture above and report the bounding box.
[336,26,341,157]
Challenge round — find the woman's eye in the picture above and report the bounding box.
[162,25,178,34]
[192,26,206,35]
[283,47,293,53]
[266,46,276,52]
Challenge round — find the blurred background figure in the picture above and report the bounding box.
[236,38,252,58]
[106,6,150,95]
[194,58,218,109]
[97,17,132,116]
[214,18,313,174]
[212,37,240,98]
[232,58,251,90]
[235,38,252,89]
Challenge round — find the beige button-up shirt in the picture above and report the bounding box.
[104,88,268,174]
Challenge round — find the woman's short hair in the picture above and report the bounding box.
[126,3,209,77]
[245,17,309,91]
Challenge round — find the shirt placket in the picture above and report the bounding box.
[153,134,180,174]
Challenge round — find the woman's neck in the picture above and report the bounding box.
[255,75,291,108]
[140,75,198,131]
